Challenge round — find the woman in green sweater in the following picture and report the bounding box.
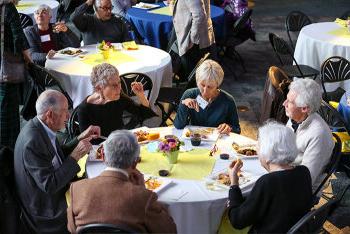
[174,59,240,134]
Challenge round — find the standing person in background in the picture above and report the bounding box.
[171,0,216,82]
[111,0,136,18]
[0,0,31,149]
[24,4,80,66]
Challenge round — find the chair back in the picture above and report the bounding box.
[288,184,350,234]
[285,11,311,49]
[27,63,73,109]
[269,32,304,76]
[185,52,211,89]
[67,107,80,140]
[317,100,350,134]
[312,133,342,197]
[119,73,153,100]
[18,13,33,29]
[232,9,253,36]
[320,56,350,102]
[77,223,137,234]
[340,10,350,20]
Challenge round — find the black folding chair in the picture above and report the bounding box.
[26,63,73,109]
[287,184,350,234]
[77,223,138,234]
[18,13,33,29]
[285,11,312,50]
[119,73,153,128]
[320,56,350,103]
[67,107,80,140]
[155,53,210,126]
[269,32,319,79]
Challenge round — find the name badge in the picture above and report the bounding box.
[40,34,51,42]
[196,95,208,110]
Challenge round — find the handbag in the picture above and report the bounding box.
[0,4,25,83]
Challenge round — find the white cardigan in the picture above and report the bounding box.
[287,113,334,192]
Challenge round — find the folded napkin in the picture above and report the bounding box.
[334,18,349,27]
[167,188,188,201]
[122,41,139,50]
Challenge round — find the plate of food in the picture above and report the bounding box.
[232,142,258,159]
[58,47,86,56]
[144,176,172,193]
[206,170,251,190]
[89,144,105,162]
[132,2,160,10]
[133,128,160,144]
[182,126,219,142]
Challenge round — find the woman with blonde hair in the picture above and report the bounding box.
[174,59,240,134]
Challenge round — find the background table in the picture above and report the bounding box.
[127,4,225,49]
[294,22,350,91]
[45,44,172,109]
[86,127,266,234]
[16,0,59,23]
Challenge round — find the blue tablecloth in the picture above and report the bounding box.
[127,4,225,49]
[338,92,350,130]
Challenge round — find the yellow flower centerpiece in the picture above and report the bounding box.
[98,41,114,60]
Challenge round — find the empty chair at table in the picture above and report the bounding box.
[24,4,80,66]
[76,63,156,142]
[173,59,241,134]
[228,122,313,233]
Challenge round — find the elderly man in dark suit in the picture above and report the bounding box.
[67,130,177,233]
[24,4,80,66]
[14,90,100,234]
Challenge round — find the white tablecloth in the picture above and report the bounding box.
[17,0,59,23]
[45,45,172,108]
[294,22,350,91]
[86,127,267,234]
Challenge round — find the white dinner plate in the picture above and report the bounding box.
[58,47,86,56]
[132,2,160,10]
[88,145,104,162]
[144,176,172,194]
[181,126,219,142]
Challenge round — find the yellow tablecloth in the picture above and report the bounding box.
[149,6,172,16]
[218,210,250,234]
[16,3,35,10]
[66,155,88,206]
[137,147,216,180]
[81,51,137,66]
[328,28,350,38]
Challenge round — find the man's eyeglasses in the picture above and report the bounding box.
[99,6,114,11]
[34,9,50,15]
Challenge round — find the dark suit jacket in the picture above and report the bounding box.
[14,117,80,234]
[24,24,80,66]
[67,170,177,234]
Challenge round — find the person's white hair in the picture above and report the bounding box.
[258,121,298,165]
[94,0,111,11]
[196,59,224,88]
[90,63,119,90]
[34,4,52,17]
[103,130,140,169]
[35,90,66,118]
[289,79,322,114]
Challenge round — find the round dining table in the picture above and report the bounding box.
[16,0,59,23]
[294,22,350,91]
[126,3,225,49]
[86,126,266,234]
[45,44,172,109]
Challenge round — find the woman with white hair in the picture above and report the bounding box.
[76,63,156,139]
[24,4,80,66]
[174,59,240,134]
[227,122,313,233]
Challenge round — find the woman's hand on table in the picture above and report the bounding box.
[217,123,232,135]
[46,50,56,59]
[181,98,199,112]
[229,159,243,186]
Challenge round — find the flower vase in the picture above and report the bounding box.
[100,50,110,60]
[166,150,179,164]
